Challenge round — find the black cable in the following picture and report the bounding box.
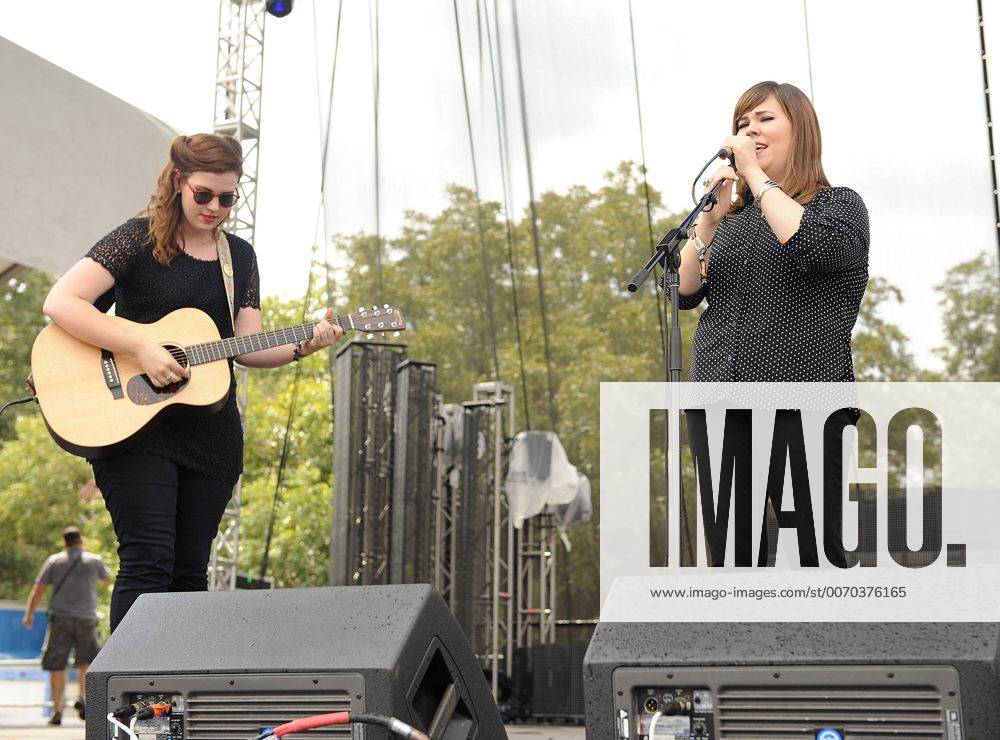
[691,151,726,207]
[319,0,344,185]
[802,0,815,103]
[259,264,316,582]
[452,0,502,384]
[510,0,559,432]
[485,0,532,429]
[977,0,1000,267]
[626,0,667,373]
[370,0,384,303]
[0,396,35,419]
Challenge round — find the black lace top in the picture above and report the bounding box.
[679,186,870,382]
[85,218,260,484]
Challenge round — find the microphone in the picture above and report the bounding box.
[717,147,736,169]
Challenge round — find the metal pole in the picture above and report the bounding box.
[208,0,266,591]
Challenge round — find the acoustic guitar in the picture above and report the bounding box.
[30,304,405,458]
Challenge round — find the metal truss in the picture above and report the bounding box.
[213,0,265,239]
[390,360,438,584]
[432,402,462,608]
[515,513,558,648]
[330,340,406,586]
[207,0,267,592]
[208,366,248,591]
[451,382,516,699]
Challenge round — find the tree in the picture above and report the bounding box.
[3,164,971,626]
[0,271,54,440]
[934,251,1000,381]
[852,276,920,381]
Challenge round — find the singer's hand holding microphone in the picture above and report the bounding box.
[701,135,761,228]
[700,165,738,227]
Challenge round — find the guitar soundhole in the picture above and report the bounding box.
[126,375,189,405]
[125,343,190,406]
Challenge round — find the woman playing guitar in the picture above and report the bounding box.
[42,134,344,631]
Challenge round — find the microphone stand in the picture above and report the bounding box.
[626,178,726,566]
[626,178,727,371]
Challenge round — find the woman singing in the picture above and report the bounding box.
[43,134,343,630]
[678,81,870,567]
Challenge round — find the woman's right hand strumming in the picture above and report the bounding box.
[135,340,189,388]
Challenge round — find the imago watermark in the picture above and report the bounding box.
[599,383,1000,622]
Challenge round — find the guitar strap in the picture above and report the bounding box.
[214,230,237,332]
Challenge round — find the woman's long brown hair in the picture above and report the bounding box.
[144,134,243,266]
[732,81,830,210]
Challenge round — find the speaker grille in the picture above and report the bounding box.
[185,692,353,739]
[717,685,945,738]
[531,643,569,719]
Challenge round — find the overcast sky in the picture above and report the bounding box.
[3,0,999,370]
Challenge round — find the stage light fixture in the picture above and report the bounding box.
[266,0,294,18]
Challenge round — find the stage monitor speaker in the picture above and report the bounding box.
[85,584,504,740]
[531,643,568,720]
[583,622,1000,740]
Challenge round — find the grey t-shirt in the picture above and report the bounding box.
[35,547,109,619]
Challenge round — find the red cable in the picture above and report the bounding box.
[273,711,350,736]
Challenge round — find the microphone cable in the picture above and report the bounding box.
[691,148,737,208]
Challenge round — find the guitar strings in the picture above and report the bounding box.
[153,311,398,366]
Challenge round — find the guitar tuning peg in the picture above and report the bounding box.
[392,331,400,338]
[383,303,389,309]
[366,333,374,340]
[358,306,363,312]
[372,305,377,310]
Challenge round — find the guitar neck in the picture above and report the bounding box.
[185,322,320,366]
[184,306,404,366]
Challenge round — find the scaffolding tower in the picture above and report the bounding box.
[330,340,406,586]
[390,360,438,584]
[208,0,267,591]
[449,381,516,699]
[515,513,558,647]
[432,402,463,609]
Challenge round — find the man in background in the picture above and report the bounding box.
[22,526,110,725]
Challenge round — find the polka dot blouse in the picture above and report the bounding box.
[679,186,870,382]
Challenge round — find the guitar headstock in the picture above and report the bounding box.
[349,304,406,340]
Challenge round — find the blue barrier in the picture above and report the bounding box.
[0,602,47,660]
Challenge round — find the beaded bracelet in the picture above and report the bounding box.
[692,226,710,287]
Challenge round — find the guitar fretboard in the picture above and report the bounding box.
[185,322,321,366]
[183,306,403,366]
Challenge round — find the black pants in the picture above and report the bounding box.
[685,408,855,567]
[92,453,232,632]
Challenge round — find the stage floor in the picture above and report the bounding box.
[0,721,586,740]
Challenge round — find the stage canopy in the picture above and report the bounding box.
[0,36,176,281]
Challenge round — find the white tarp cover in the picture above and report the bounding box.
[551,472,593,533]
[505,431,582,529]
[0,36,176,277]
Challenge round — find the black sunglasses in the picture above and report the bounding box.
[185,181,239,208]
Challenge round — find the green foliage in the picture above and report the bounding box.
[852,277,920,381]
[236,293,335,589]
[0,415,115,604]
[2,166,997,629]
[934,251,1000,381]
[1,271,55,440]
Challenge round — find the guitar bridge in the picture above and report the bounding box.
[101,349,124,400]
